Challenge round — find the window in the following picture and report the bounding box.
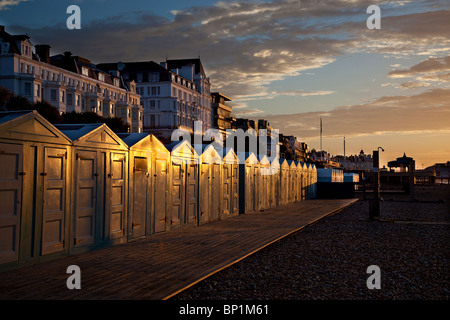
[98,73,105,82]
[67,93,73,106]
[157,86,160,95]
[114,79,120,87]
[82,67,89,76]
[60,90,65,103]
[149,72,159,82]
[24,83,32,96]
[50,89,57,101]
[151,87,156,96]
[150,115,155,127]
[150,100,155,109]
[90,100,96,112]
[35,84,41,97]
[76,94,80,106]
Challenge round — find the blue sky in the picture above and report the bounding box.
[1,0,449,167]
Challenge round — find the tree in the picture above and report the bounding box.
[34,100,63,124]
[62,111,129,133]
[5,94,33,111]
[0,86,13,111]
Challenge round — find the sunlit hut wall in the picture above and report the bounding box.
[54,123,129,254]
[0,111,72,271]
[165,140,200,228]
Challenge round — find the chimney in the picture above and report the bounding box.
[0,25,5,33]
[35,44,51,64]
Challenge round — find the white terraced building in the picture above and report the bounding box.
[97,59,212,141]
[0,26,143,133]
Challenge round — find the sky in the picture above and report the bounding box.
[1,0,449,168]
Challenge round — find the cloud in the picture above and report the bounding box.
[6,1,450,104]
[277,90,335,97]
[388,56,450,78]
[262,88,450,139]
[0,0,31,11]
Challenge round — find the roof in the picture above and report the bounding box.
[165,58,206,77]
[0,110,36,125]
[53,123,104,141]
[116,132,150,147]
[0,26,21,54]
[97,61,172,82]
[388,153,414,167]
[211,92,232,101]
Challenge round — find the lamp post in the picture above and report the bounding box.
[370,147,384,220]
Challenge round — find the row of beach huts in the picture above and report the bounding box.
[0,110,318,271]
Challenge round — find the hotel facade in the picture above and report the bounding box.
[0,26,143,133]
[97,59,212,141]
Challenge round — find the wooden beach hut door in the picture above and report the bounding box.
[199,163,211,224]
[185,163,198,225]
[108,153,126,240]
[74,150,98,248]
[245,164,254,213]
[131,157,148,239]
[222,164,231,216]
[171,162,185,227]
[41,147,67,255]
[0,143,23,264]
[154,159,167,233]
[232,165,239,214]
[211,163,221,220]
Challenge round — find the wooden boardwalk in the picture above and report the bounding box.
[0,199,357,300]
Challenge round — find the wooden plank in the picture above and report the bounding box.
[0,199,357,300]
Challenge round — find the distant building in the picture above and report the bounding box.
[97,58,212,142]
[211,92,233,141]
[333,150,373,172]
[165,59,212,132]
[423,161,450,184]
[280,134,308,162]
[0,26,142,132]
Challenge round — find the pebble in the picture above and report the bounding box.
[173,199,450,300]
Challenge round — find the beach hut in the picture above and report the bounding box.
[287,160,298,204]
[311,164,318,199]
[117,133,169,239]
[278,158,290,205]
[268,158,280,208]
[293,161,301,202]
[0,111,72,269]
[299,162,307,201]
[222,147,239,218]
[258,154,271,210]
[165,140,200,228]
[55,123,129,253]
[195,143,222,224]
[238,152,259,213]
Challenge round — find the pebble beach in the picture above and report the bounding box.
[173,198,450,300]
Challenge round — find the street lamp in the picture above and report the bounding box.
[370,147,384,220]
